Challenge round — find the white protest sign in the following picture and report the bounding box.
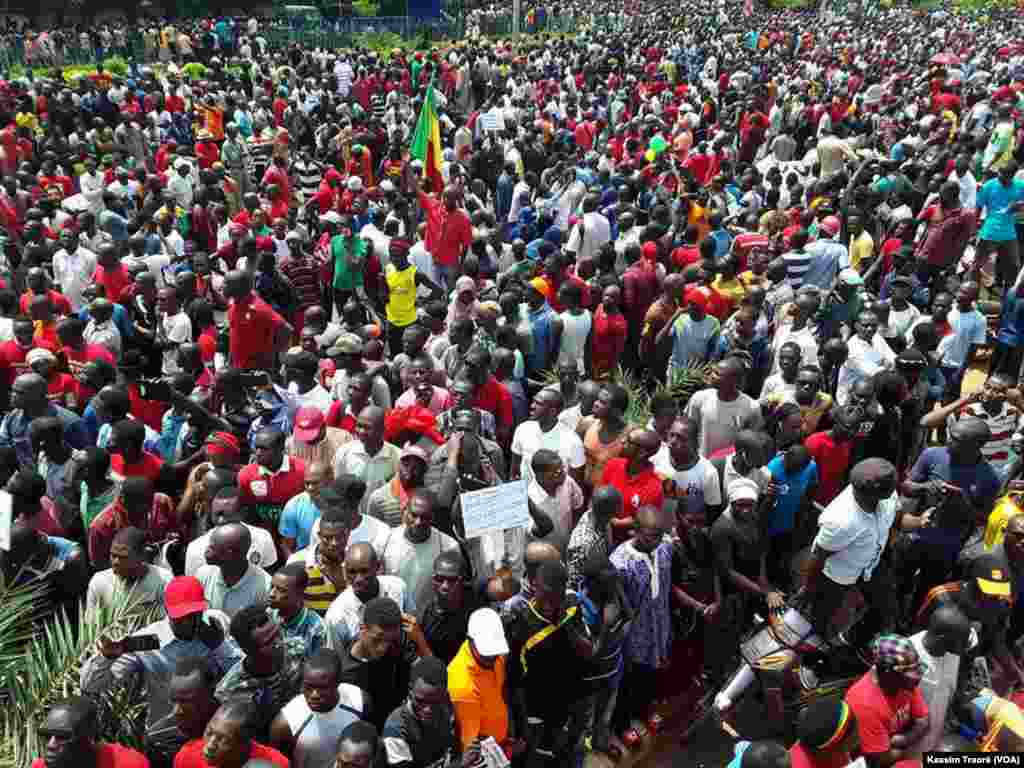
[461,480,531,540]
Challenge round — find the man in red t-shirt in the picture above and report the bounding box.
[35,696,150,768]
[58,316,116,380]
[92,243,132,305]
[805,405,860,506]
[21,267,72,317]
[600,429,664,544]
[0,316,37,388]
[789,699,858,768]
[463,347,514,444]
[174,704,288,768]
[223,270,292,372]
[238,427,307,534]
[109,419,168,487]
[419,185,472,289]
[845,634,930,768]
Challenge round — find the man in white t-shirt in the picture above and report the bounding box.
[380,489,460,615]
[653,417,723,524]
[565,194,611,262]
[185,489,278,575]
[909,605,971,753]
[511,388,586,485]
[270,649,367,767]
[157,285,193,376]
[684,358,764,458]
[836,310,895,405]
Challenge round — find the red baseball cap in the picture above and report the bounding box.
[165,576,208,619]
[294,407,325,443]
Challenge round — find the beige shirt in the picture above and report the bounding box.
[286,426,352,468]
[85,565,172,623]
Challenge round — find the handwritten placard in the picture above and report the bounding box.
[461,480,531,539]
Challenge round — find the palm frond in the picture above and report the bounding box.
[612,365,652,427]
[0,581,152,768]
[667,361,716,411]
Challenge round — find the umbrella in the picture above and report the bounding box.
[931,51,960,66]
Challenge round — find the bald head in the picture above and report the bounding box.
[345,541,378,569]
[523,541,561,583]
[210,522,251,568]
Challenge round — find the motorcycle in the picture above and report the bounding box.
[681,592,871,742]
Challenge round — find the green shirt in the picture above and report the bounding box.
[331,235,367,291]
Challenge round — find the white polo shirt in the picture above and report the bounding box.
[814,485,899,586]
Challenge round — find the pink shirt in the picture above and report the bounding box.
[395,386,454,416]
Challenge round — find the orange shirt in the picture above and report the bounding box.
[447,639,509,748]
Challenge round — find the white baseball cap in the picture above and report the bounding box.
[467,608,509,656]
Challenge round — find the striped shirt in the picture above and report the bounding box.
[290,158,324,201]
[948,401,1022,467]
[781,248,812,289]
[249,137,274,183]
[287,543,347,615]
[366,479,410,528]
[280,252,327,314]
[370,93,387,121]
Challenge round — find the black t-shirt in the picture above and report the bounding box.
[418,594,478,666]
[672,528,715,603]
[337,632,419,729]
[381,700,456,768]
[502,596,588,720]
[710,510,765,590]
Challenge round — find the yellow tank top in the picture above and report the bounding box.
[385,264,417,327]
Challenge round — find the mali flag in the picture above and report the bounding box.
[410,81,444,194]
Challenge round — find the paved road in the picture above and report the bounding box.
[646,688,810,767]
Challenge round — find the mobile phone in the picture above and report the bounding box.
[121,634,161,653]
[137,379,173,401]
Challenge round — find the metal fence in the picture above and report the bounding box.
[0,7,596,74]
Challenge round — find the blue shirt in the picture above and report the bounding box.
[977,177,1024,242]
[158,411,187,462]
[908,447,1001,534]
[97,419,163,456]
[766,456,818,536]
[998,289,1024,347]
[710,228,733,259]
[272,606,327,656]
[78,303,133,341]
[279,492,321,549]
[0,404,90,468]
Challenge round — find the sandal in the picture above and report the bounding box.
[621,727,643,748]
[647,713,665,734]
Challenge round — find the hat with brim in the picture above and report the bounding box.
[165,576,209,619]
[467,607,509,656]
[971,553,1013,598]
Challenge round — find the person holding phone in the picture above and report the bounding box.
[81,576,242,760]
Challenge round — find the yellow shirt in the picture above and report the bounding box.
[448,640,508,749]
[848,230,875,271]
[984,496,1023,550]
[711,276,747,304]
[385,263,418,326]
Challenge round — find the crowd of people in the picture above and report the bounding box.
[10,2,1024,768]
